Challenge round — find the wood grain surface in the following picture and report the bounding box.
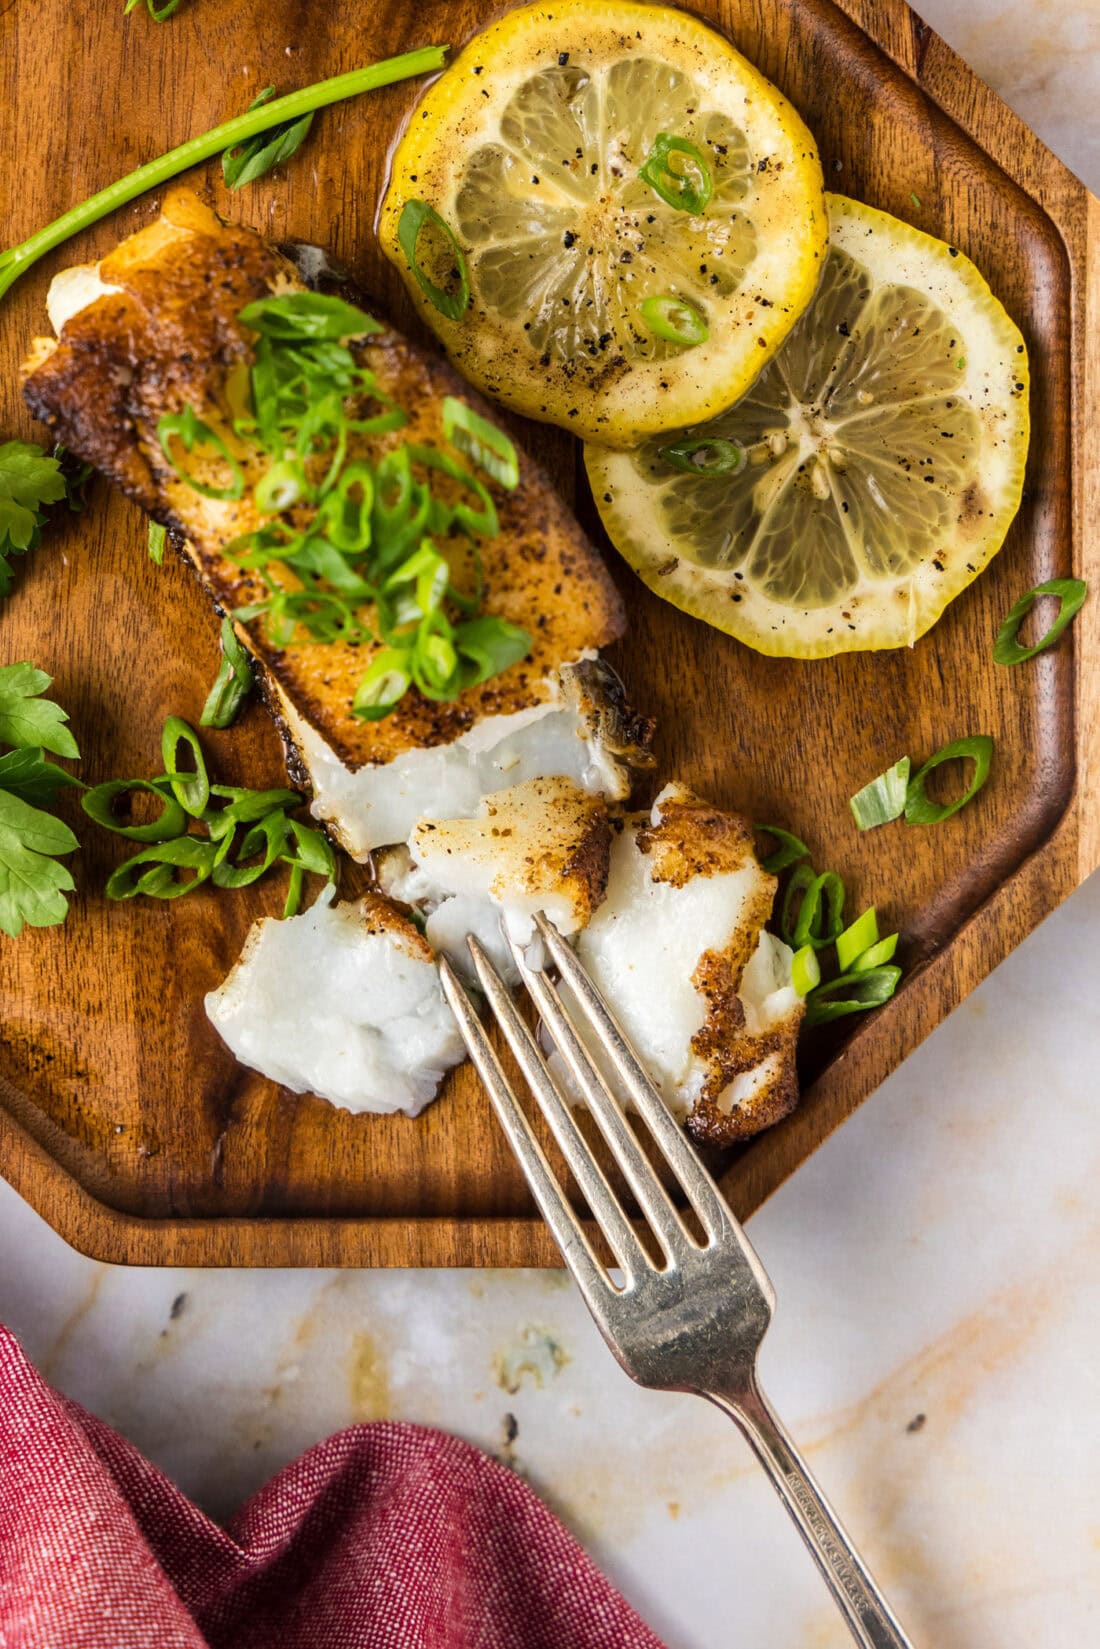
[0,0,1096,1267]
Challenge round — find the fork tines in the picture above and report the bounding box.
[438,912,735,1298]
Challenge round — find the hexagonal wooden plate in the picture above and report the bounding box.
[1,0,1097,1265]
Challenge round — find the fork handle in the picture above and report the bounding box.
[706,1375,914,1649]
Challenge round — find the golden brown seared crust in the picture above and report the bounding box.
[637,785,770,892]
[356,891,435,962]
[411,776,611,926]
[22,190,627,770]
[684,948,802,1146]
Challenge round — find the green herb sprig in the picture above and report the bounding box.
[161,290,530,720]
[0,48,448,307]
[0,664,82,937]
[82,718,333,916]
[0,442,68,599]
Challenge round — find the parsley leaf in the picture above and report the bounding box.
[0,663,80,757]
[0,789,78,936]
[0,441,66,598]
[0,664,81,936]
[0,747,83,806]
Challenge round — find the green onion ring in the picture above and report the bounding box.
[105,836,220,901]
[638,133,713,214]
[836,907,880,974]
[161,717,210,816]
[396,199,470,322]
[993,577,1087,665]
[81,778,187,843]
[658,438,744,476]
[804,965,902,1027]
[638,294,709,347]
[904,735,993,826]
[754,824,810,875]
[442,397,519,490]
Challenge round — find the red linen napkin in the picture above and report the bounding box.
[0,1325,668,1649]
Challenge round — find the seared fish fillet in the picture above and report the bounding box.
[568,784,803,1145]
[205,889,465,1117]
[22,190,652,855]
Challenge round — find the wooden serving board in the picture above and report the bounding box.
[1,0,1097,1267]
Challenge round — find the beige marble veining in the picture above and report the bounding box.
[1,3,1098,1645]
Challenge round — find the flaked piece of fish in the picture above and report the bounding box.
[378,775,611,982]
[570,784,803,1146]
[22,189,653,855]
[205,889,464,1116]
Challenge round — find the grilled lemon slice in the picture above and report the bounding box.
[378,0,826,448]
[586,194,1030,655]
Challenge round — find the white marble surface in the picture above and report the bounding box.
[2,4,1099,1645]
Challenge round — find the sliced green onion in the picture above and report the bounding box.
[148,522,167,565]
[790,869,846,952]
[212,810,289,889]
[904,735,993,826]
[283,862,305,919]
[836,907,879,974]
[161,717,209,816]
[780,862,815,947]
[638,294,708,347]
[282,816,337,880]
[353,649,414,720]
[804,965,902,1027]
[754,824,810,875]
[993,577,1087,666]
[200,617,254,730]
[638,133,713,214]
[222,86,315,191]
[157,407,245,502]
[397,199,470,322]
[849,932,899,972]
[849,757,910,830]
[239,291,381,342]
[105,836,220,902]
[442,398,519,490]
[81,778,186,843]
[791,944,820,997]
[454,617,531,689]
[206,784,300,830]
[658,438,744,476]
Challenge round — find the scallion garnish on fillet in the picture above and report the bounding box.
[157,291,530,720]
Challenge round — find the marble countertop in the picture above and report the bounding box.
[2,3,1098,1645]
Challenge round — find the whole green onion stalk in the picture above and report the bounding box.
[0,47,447,305]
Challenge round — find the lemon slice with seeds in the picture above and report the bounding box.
[378,0,826,448]
[585,195,1031,655]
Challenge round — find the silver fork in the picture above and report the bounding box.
[439,913,915,1649]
